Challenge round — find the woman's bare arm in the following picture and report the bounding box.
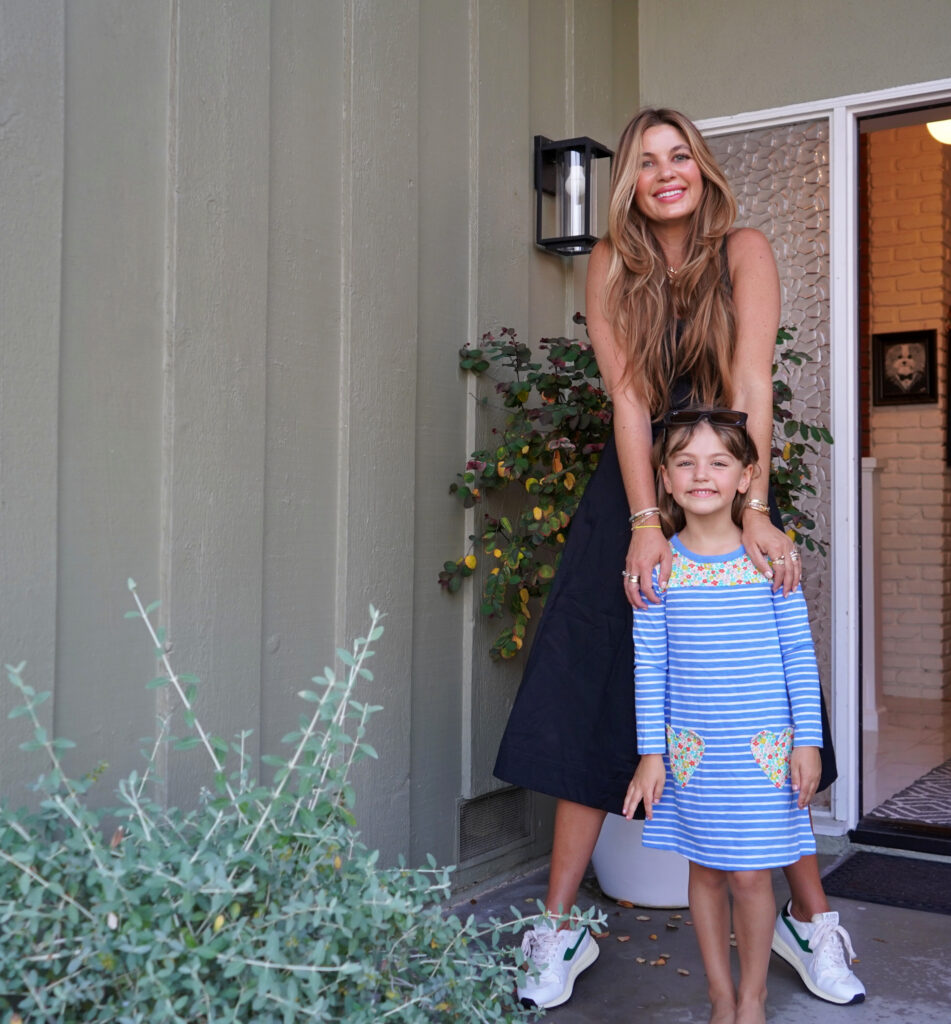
[586,241,670,608]
[728,227,800,593]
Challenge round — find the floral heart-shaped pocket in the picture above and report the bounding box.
[666,725,705,788]
[750,727,794,787]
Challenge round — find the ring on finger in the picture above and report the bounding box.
[789,550,800,562]
[772,556,785,565]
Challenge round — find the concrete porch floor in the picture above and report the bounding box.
[454,850,951,1023]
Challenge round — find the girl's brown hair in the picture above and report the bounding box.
[652,412,759,536]
[603,108,738,417]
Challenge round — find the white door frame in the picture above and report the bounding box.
[698,77,951,836]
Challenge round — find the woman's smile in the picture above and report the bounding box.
[634,123,703,226]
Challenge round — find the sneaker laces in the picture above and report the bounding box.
[810,918,857,974]
[521,926,562,972]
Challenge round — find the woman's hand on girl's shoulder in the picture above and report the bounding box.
[742,513,802,595]
[626,529,671,610]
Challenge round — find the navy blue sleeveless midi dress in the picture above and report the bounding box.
[493,257,837,815]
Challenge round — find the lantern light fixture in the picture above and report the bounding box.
[926,119,951,145]
[534,135,613,256]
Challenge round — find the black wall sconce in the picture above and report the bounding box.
[534,135,613,256]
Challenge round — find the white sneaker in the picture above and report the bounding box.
[771,900,866,1004]
[516,920,600,1009]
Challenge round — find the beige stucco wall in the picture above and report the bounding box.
[638,0,951,119]
[0,0,636,877]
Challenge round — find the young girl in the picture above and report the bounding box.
[623,407,823,1024]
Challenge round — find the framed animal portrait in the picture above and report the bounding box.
[872,329,937,405]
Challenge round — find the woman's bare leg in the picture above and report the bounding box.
[729,870,773,1024]
[689,862,736,1024]
[545,799,607,921]
[781,853,829,921]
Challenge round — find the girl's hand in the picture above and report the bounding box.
[623,754,666,820]
[790,746,821,809]
[741,511,801,596]
[624,526,671,610]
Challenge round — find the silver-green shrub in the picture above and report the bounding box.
[0,584,585,1022]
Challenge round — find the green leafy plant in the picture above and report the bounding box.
[771,326,833,556]
[0,584,598,1022]
[440,320,832,657]
[438,320,611,659]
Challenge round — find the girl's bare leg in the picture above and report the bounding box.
[729,869,774,1024]
[545,799,607,921]
[689,862,736,1024]
[781,853,830,921]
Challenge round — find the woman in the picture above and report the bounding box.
[494,108,864,1012]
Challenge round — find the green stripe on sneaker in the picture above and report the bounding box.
[563,931,585,961]
[780,907,811,953]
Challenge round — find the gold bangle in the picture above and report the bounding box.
[745,499,770,517]
[634,523,662,530]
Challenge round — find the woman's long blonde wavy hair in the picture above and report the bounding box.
[604,108,738,417]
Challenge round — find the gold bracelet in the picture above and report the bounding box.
[745,499,770,517]
[634,523,662,530]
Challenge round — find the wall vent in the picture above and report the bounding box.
[458,786,532,865]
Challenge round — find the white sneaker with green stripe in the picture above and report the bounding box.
[771,900,866,1004]
[516,919,599,1009]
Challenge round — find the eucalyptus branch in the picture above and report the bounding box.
[126,579,245,821]
[134,712,171,801]
[0,850,95,922]
[1,603,528,1020]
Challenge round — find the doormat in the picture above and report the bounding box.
[821,851,951,916]
[865,756,951,827]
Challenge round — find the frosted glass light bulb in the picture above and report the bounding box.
[565,164,586,235]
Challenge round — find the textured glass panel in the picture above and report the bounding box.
[709,121,833,768]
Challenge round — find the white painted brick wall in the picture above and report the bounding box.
[868,125,951,700]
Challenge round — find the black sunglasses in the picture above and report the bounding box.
[663,407,748,429]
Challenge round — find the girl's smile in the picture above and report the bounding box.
[661,422,753,521]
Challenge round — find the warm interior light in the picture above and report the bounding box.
[926,119,951,144]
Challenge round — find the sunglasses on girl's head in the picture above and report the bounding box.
[663,408,748,428]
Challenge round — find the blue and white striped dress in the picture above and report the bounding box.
[634,535,822,870]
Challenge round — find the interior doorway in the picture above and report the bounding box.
[855,104,951,853]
